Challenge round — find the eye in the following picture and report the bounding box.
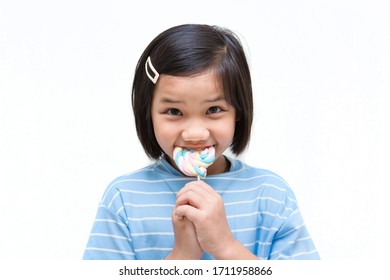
[207,106,222,114]
[166,108,182,116]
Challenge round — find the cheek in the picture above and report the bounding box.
[222,125,235,144]
[152,120,178,151]
[221,117,236,136]
[212,119,236,146]
[153,123,166,144]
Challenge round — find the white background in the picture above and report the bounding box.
[0,0,389,260]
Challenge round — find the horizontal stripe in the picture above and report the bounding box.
[108,210,289,221]
[94,219,126,227]
[227,211,288,220]
[110,174,287,186]
[231,226,279,233]
[132,232,174,237]
[225,196,295,211]
[218,183,288,194]
[85,247,135,256]
[288,236,312,245]
[244,241,272,247]
[110,182,290,196]
[207,171,289,184]
[127,217,171,221]
[119,189,176,195]
[129,225,278,236]
[124,203,175,208]
[90,233,131,241]
[274,223,306,239]
[134,247,172,252]
[273,249,318,260]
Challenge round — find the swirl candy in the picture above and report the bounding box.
[173,146,215,179]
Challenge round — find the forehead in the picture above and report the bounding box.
[152,71,223,101]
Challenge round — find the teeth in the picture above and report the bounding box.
[186,146,213,151]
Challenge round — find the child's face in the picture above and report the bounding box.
[151,70,236,175]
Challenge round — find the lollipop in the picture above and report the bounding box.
[173,146,215,179]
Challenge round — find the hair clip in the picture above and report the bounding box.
[145,56,159,84]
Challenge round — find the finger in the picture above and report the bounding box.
[177,181,215,199]
[177,183,221,211]
[172,207,184,220]
[175,204,201,223]
[176,188,205,209]
[197,180,216,194]
[172,209,194,227]
[176,181,199,198]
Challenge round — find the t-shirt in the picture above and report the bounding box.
[83,156,319,260]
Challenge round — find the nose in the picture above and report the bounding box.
[181,120,210,142]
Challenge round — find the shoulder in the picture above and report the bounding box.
[98,161,162,207]
[225,157,298,204]
[229,157,292,188]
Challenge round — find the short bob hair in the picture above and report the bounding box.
[132,24,253,160]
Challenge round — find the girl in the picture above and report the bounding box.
[83,24,319,260]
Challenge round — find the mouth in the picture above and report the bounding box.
[172,145,216,177]
[178,145,215,152]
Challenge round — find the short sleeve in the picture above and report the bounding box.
[269,206,320,260]
[83,204,136,260]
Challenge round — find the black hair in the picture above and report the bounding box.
[132,24,253,159]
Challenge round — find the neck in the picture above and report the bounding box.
[207,155,230,175]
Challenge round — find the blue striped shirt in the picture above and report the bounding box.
[83,157,319,260]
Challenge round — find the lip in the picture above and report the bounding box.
[177,145,214,151]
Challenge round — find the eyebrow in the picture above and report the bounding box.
[160,97,184,104]
[159,96,225,104]
[205,96,225,103]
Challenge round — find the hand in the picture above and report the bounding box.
[165,208,203,260]
[175,180,236,259]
